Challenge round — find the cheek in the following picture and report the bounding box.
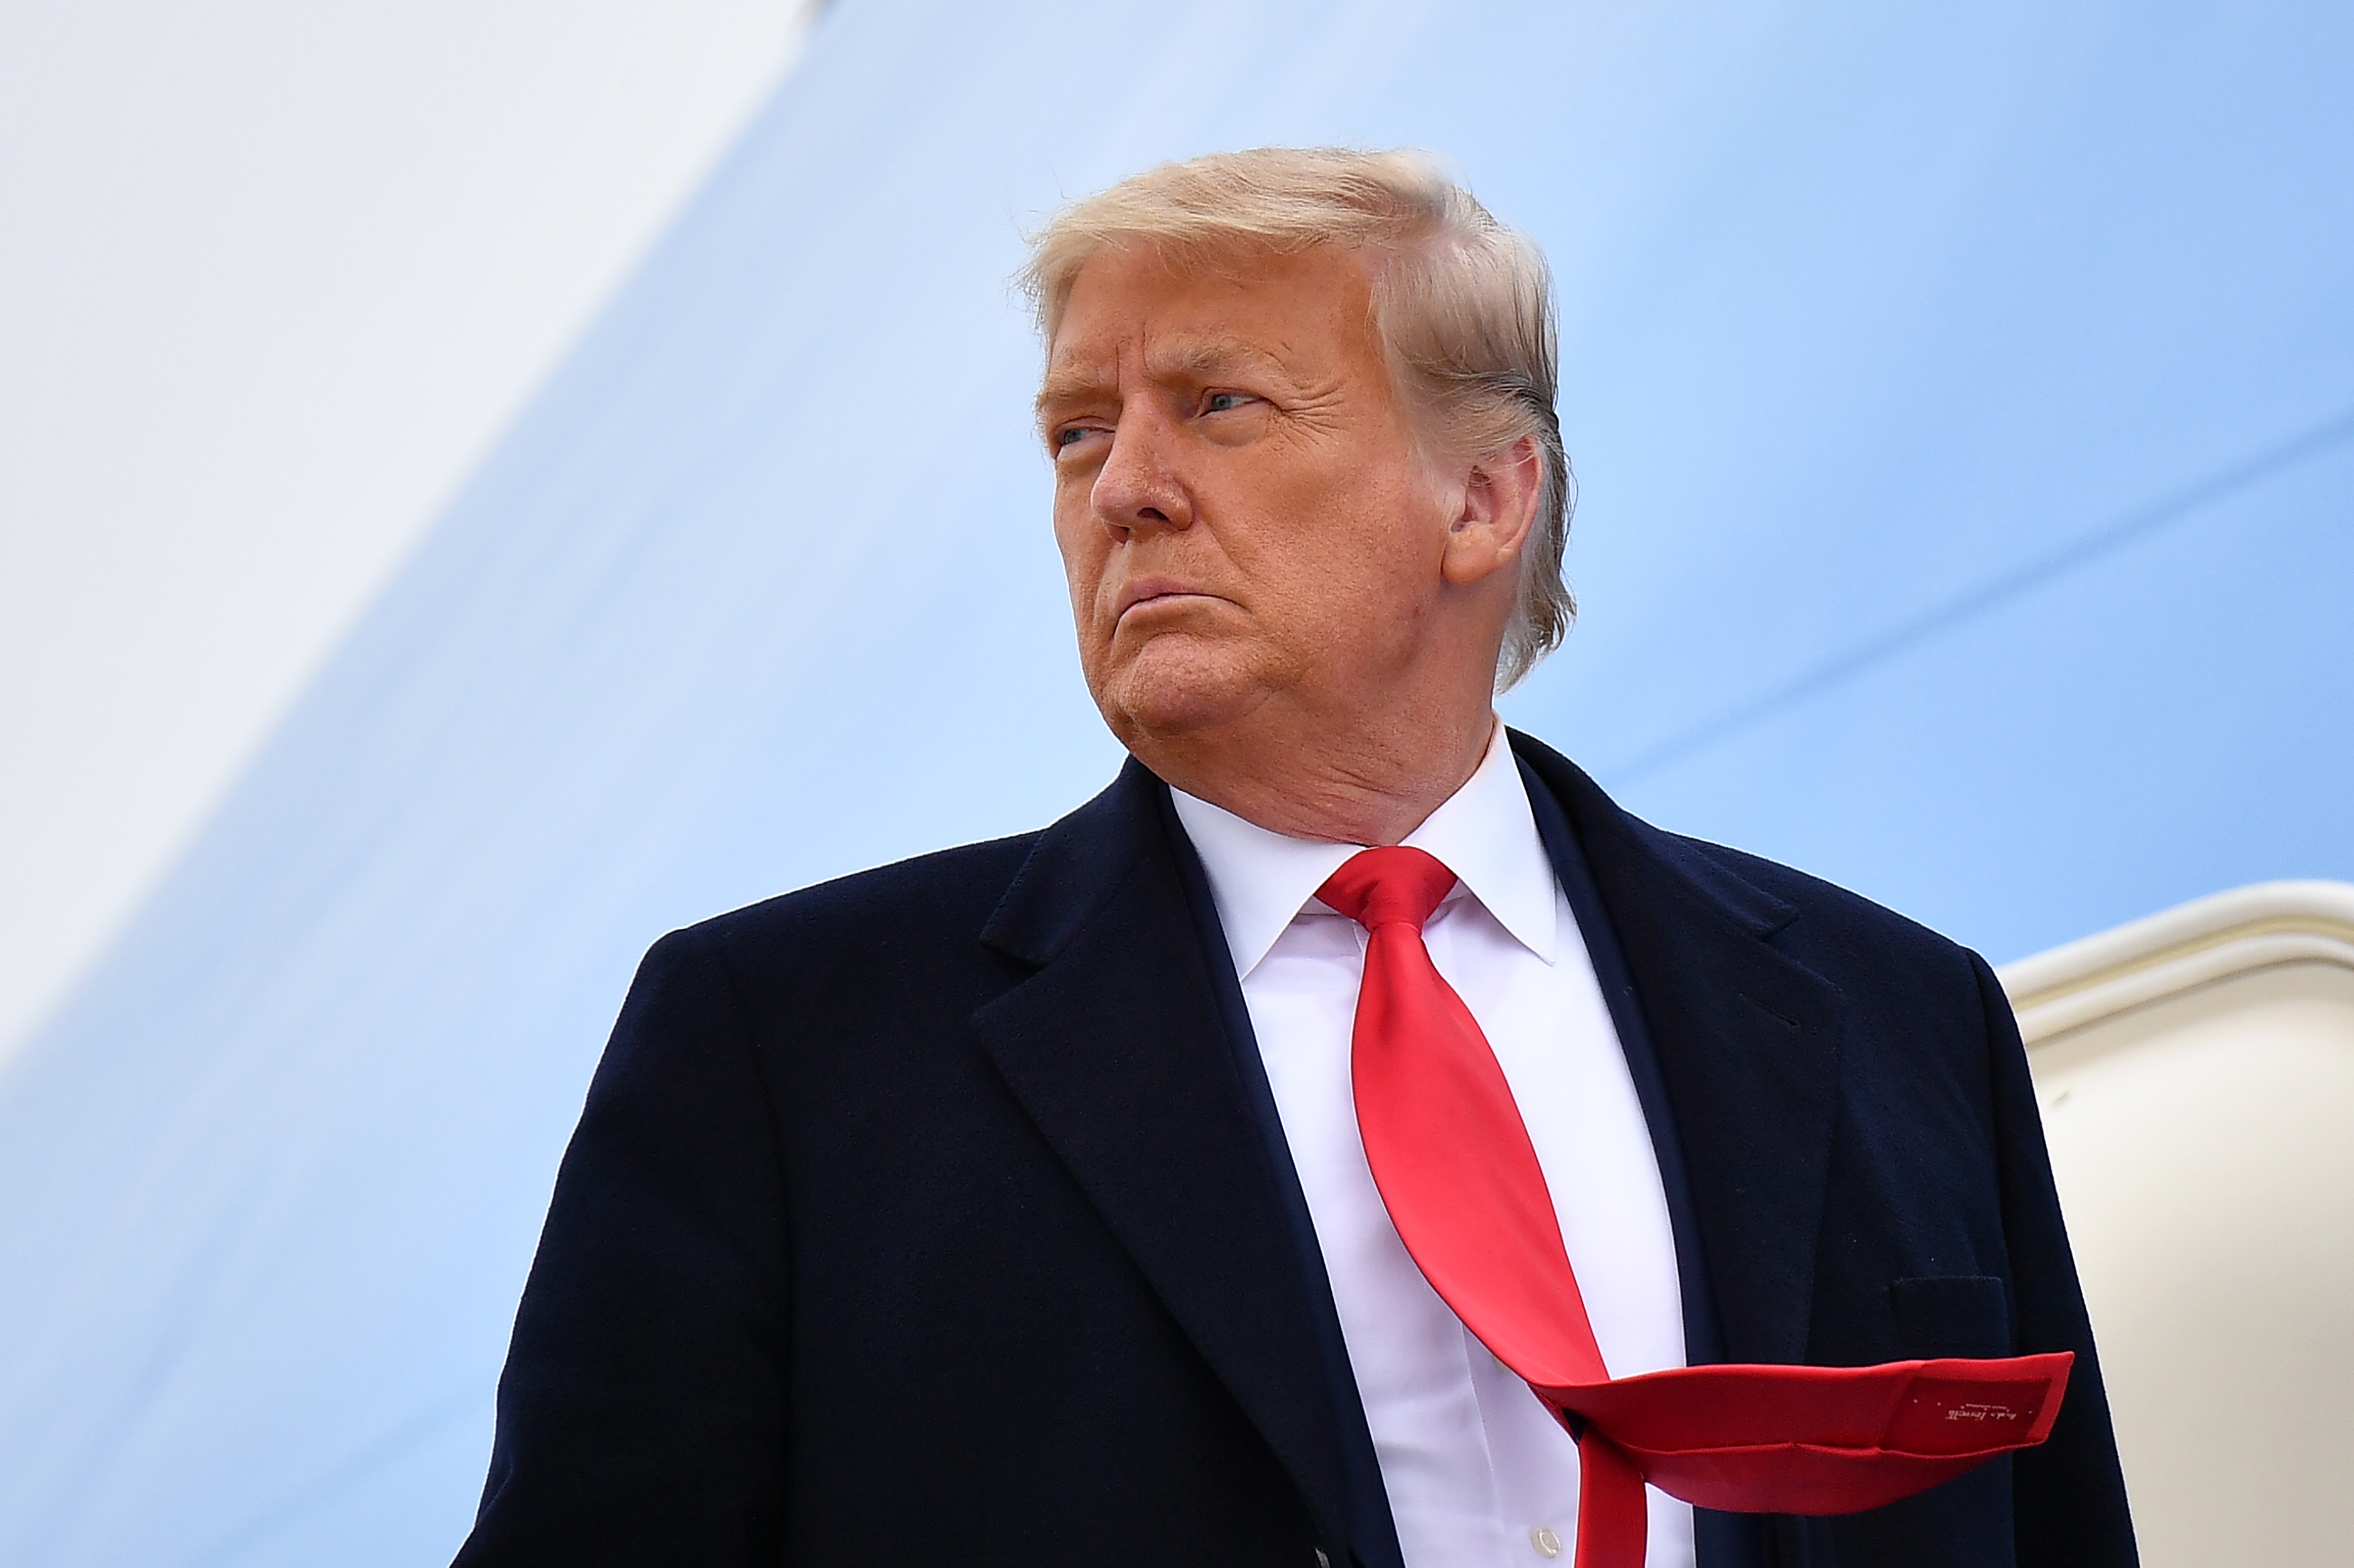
[1049,492,1092,569]
[1252,466,1433,621]
[1051,505,1110,623]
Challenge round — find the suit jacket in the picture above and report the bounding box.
[454,733,2136,1568]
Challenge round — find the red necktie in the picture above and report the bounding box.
[1317,846,2070,1568]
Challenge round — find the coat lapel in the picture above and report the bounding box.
[968,761,1352,1549]
[1512,733,1844,1367]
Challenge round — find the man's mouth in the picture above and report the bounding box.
[1114,579,1216,621]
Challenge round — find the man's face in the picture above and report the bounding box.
[1039,245,1454,751]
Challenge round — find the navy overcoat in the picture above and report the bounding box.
[455,732,2136,1568]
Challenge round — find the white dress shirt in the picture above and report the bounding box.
[1170,726,1695,1568]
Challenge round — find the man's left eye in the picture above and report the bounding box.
[1204,392,1254,414]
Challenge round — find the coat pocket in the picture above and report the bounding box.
[1888,1274,2013,1357]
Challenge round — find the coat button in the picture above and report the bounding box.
[1531,1526,1564,1558]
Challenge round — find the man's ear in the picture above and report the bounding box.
[1441,435,1543,588]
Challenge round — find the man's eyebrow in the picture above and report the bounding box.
[1035,338,1291,422]
[1033,368,1110,421]
[1163,337,1286,380]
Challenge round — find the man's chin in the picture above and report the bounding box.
[1093,652,1269,747]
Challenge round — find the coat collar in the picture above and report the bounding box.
[1509,730,1843,1366]
[972,759,1357,1556]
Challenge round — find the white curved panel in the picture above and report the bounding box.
[2008,885,2354,1568]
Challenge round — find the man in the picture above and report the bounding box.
[454,149,2136,1567]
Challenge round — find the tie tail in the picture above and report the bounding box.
[1537,1350,2073,1516]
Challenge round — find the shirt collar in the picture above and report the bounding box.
[1169,722,1559,982]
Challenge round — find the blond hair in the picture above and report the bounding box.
[1019,147,1574,689]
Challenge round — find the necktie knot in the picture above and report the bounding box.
[1316,845,1458,931]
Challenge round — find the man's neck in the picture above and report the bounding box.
[1139,708,1501,847]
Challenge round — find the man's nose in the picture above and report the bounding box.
[1090,416,1191,535]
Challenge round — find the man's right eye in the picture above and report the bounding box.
[1055,426,1100,451]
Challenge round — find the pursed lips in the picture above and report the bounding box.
[1112,579,1222,622]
